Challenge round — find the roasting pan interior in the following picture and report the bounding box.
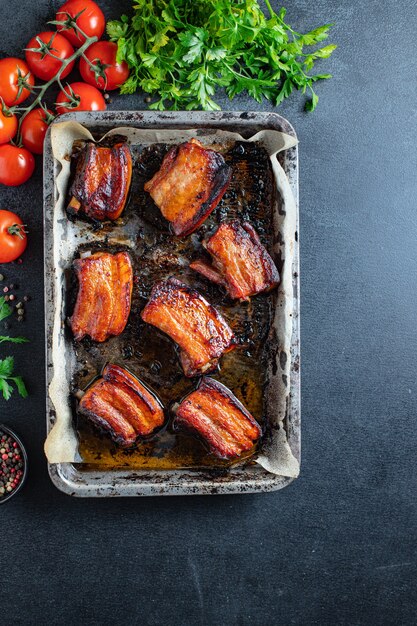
[44,111,300,496]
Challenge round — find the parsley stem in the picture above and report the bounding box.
[264,0,275,18]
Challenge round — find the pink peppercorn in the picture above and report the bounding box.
[0,429,26,501]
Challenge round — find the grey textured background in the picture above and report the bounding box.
[1,1,416,624]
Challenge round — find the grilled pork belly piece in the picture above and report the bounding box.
[141,278,235,377]
[78,364,165,447]
[70,251,133,342]
[173,377,261,460]
[190,220,279,301]
[144,139,231,236]
[67,142,132,221]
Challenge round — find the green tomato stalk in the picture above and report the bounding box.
[8,11,99,146]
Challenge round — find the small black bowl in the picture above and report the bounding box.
[0,424,28,504]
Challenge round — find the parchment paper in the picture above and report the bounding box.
[45,121,299,478]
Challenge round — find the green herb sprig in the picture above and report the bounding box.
[0,297,13,322]
[0,336,29,344]
[0,356,28,400]
[0,296,28,400]
[107,0,336,111]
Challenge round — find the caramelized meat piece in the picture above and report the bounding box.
[78,364,165,447]
[67,142,132,221]
[144,138,231,236]
[190,220,280,301]
[70,251,133,342]
[141,278,235,377]
[173,377,261,460]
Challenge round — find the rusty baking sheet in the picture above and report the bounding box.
[43,111,300,497]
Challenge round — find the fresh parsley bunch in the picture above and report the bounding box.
[107,0,336,111]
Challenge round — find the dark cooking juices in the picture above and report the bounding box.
[71,140,278,470]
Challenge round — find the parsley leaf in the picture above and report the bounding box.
[11,376,28,399]
[107,0,336,111]
[0,336,30,344]
[0,296,12,322]
[0,378,13,401]
[0,356,14,377]
[0,356,28,400]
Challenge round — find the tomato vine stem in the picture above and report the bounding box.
[11,13,97,146]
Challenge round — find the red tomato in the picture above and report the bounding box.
[56,82,106,115]
[79,41,129,91]
[0,145,35,187]
[0,109,18,145]
[25,31,74,82]
[0,210,28,263]
[56,0,105,47]
[0,58,34,106]
[21,108,53,155]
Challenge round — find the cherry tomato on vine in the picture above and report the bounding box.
[0,145,35,187]
[0,58,34,106]
[21,108,54,155]
[0,210,28,263]
[56,0,105,47]
[56,82,106,115]
[25,31,75,82]
[79,41,130,91]
[0,109,18,145]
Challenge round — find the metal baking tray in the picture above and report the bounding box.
[44,111,300,496]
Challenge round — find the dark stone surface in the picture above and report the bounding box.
[1,1,416,624]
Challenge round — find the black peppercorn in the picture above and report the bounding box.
[0,431,25,500]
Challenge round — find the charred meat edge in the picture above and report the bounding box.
[141,277,235,377]
[144,139,231,236]
[173,376,262,460]
[67,142,132,221]
[78,363,165,448]
[190,220,280,301]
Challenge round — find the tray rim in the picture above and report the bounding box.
[43,110,300,497]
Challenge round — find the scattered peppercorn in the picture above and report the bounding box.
[0,271,31,327]
[0,430,25,501]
